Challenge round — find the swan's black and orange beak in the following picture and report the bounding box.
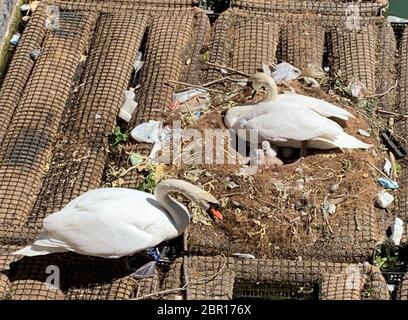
[207,204,223,221]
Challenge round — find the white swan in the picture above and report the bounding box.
[225,72,371,155]
[14,179,222,258]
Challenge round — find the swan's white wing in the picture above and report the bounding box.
[241,104,344,142]
[277,93,353,120]
[42,188,177,258]
[224,104,257,129]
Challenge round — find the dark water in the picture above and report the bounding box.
[390,0,408,18]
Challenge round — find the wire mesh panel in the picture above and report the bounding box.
[8,280,65,300]
[376,23,398,111]
[65,277,139,300]
[184,256,389,300]
[27,13,148,233]
[230,16,279,75]
[397,272,408,300]
[185,256,236,300]
[130,12,195,127]
[160,258,184,300]
[186,202,380,263]
[0,11,97,228]
[319,264,389,300]
[52,0,199,11]
[396,27,408,219]
[230,0,386,16]
[208,10,280,80]
[0,272,11,300]
[279,18,325,74]
[330,24,378,94]
[0,4,48,145]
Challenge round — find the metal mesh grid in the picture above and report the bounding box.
[230,0,386,16]
[0,5,48,145]
[279,18,325,74]
[186,204,380,263]
[230,17,279,75]
[27,13,148,235]
[376,23,398,110]
[396,27,408,220]
[329,24,378,94]
[184,256,389,300]
[130,12,194,126]
[161,258,184,300]
[397,272,408,300]
[0,272,11,300]
[319,264,389,300]
[0,10,97,228]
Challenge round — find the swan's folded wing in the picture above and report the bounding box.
[277,94,354,120]
[242,105,344,142]
[43,207,158,257]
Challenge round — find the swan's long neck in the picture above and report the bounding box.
[264,76,278,102]
[154,180,201,235]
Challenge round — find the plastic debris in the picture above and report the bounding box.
[232,253,256,259]
[303,77,320,88]
[375,190,394,209]
[383,158,392,177]
[131,120,170,159]
[347,77,367,98]
[322,199,336,215]
[390,217,404,246]
[377,178,399,190]
[131,120,161,144]
[130,261,157,279]
[118,89,138,122]
[388,16,408,23]
[381,129,407,159]
[21,4,30,15]
[170,88,208,110]
[30,49,41,61]
[266,62,302,82]
[357,129,370,137]
[10,33,21,45]
[132,51,144,84]
[129,153,144,166]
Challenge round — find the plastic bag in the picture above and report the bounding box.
[130,261,157,279]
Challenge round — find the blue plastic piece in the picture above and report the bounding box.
[377,178,399,190]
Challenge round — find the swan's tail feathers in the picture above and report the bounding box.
[13,234,72,257]
[13,245,69,257]
[332,132,372,150]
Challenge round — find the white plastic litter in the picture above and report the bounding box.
[130,261,157,279]
[131,120,171,159]
[304,77,320,88]
[119,89,138,122]
[375,190,394,209]
[322,199,336,215]
[172,88,208,105]
[357,129,371,137]
[387,16,408,23]
[390,217,404,246]
[10,33,21,45]
[270,62,302,82]
[131,120,162,144]
[132,51,144,84]
[383,158,392,177]
[348,77,367,98]
[232,253,256,259]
